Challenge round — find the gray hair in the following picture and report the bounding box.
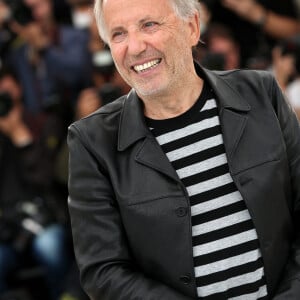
[94,0,201,43]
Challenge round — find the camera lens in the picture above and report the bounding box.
[0,91,13,116]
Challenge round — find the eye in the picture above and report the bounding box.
[111,31,126,43]
[142,21,159,31]
[144,22,156,27]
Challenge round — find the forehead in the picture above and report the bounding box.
[102,0,175,28]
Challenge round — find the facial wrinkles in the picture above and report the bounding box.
[125,48,163,68]
[105,0,196,98]
[123,16,182,68]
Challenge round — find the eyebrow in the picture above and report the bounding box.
[110,15,161,33]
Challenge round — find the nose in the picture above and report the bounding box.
[126,32,147,56]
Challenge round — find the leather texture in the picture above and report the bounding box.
[68,65,300,299]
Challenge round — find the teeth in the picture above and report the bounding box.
[133,59,160,72]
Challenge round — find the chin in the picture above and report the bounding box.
[135,83,168,98]
[136,88,163,98]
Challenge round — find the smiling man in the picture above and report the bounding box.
[67,0,300,299]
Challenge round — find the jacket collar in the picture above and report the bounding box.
[118,63,250,151]
[118,89,150,151]
[199,65,251,112]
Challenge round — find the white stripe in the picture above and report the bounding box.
[197,267,265,297]
[201,98,217,111]
[191,191,242,216]
[193,229,258,257]
[156,116,220,145]
[177,153,227,179]
[192,209,251,237]
[155,99,218,145]
[195,249,261,277]
[166,134,223,162]
[229,285,268,300]
[187,172,233,196]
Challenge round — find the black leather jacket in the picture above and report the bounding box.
[68,65,300,299]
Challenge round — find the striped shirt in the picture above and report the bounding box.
[146,82,268,299]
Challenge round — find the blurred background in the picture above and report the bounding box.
[0,0,299,299]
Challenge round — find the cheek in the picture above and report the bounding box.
[110,47,125,67]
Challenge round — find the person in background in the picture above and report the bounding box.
[295,0,300,19]
[221,0,300,39]
[269,39,298,92]
[200,23,241,70]
[200,0,300,67]
[67,0,300,299]
[284,37,300,120]
[0,68,71,300]
[7,0,90,114]
[66,0,93,30]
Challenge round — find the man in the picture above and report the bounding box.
[67,0,300,299]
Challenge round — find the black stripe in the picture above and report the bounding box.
[189,182,237,206]
[196,257,264,286]
[192,219,254,246]
[171,144,225,170]
[161,125,221,154]
[192,200,247,226]
[226,277,267,299]
[182,164,229,186]
[155,107,219,136]
[200,277,266,300]
[194,240,261,266]
[148,105,219,136]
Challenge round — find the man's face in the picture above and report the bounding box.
[101,0,199,99]
[209,37,240,70]
[0,76,21,103]
[24,0,51,22]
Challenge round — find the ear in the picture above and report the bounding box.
[188,11,201,47]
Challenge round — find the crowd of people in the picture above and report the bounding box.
[0,0,299,299]
[197,0,300,118]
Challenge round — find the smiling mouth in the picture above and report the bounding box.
[132,59,162,73]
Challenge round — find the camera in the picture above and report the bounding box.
[201,52,226,70]
[2,197,56,251]
[0,91,13,117]
[3,0,33,25]
[98,83,123,106]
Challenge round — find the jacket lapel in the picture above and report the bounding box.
[202,68,250,169]
[135,138,181,182]
[118,90,181,183]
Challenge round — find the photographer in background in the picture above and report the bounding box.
[6,0,90,114]
[200,23,241,70]
[200,0,300,67]
[0,68,71,300]
[66,0,93,30]
[269,39,299,92]
[283,37,300,121]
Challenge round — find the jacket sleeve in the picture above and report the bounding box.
[67,125,194,300]
[270,76,300,299]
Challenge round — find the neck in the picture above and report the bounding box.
[142,74,204,120]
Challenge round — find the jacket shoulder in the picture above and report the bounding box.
[212,68,277,101]
[215,68,275,85]
[71,95,125,127]
[68,95,126,147]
